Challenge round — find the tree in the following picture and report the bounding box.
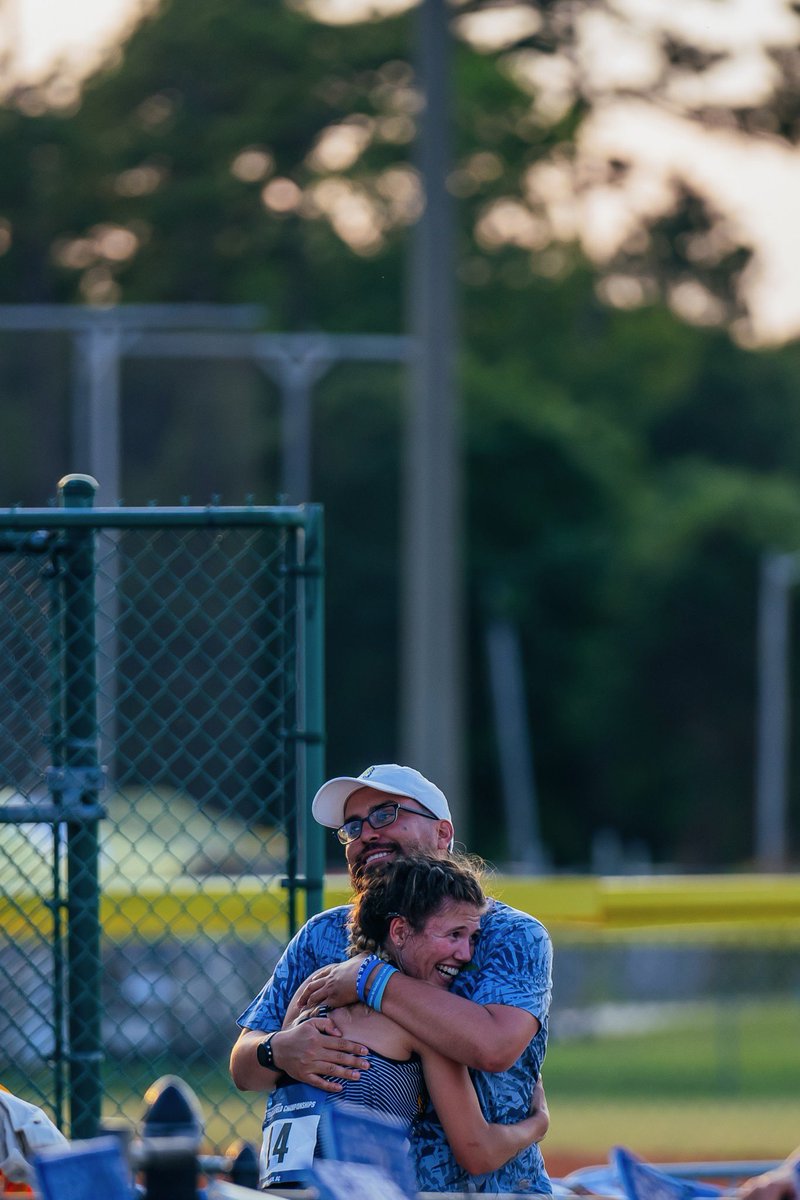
[448,0,800,346]
[2,0,800,865]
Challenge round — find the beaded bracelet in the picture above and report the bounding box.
[355,954,380,1004]
[365,962,398,1013]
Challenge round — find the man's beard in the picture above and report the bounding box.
[349,841,402,892]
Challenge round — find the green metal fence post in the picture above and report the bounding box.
[56,473,103,1138]
[0,498,324,1143]
[302,505,325,920]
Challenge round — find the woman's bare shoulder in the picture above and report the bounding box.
[333,1004,417,1060]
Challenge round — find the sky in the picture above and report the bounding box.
[5,0,800,347]
[5,0,148,81]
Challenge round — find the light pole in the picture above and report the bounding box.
[402,0,464,832]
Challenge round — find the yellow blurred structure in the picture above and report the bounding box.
[4,857,800,942]
[326,871,800,940]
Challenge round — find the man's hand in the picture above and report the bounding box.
[739,1163,800,1200]
[295,955,367,1011]
[272,1018,370,1092]
[230,1020,370,1093]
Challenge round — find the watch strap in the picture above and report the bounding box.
[256,1032,279,1071]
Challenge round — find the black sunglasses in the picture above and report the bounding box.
[336,800,437,845]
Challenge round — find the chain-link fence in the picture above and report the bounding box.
[543,933,800,1167]
[0,475,324,1152]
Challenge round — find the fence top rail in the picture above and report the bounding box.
[0,302,264,330]
[0,504,322,529]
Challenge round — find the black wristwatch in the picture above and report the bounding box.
[256,1032,279,1071]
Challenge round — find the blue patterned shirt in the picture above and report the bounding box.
[238,897,553,1194]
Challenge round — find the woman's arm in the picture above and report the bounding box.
[420,1049,549,1177]
[740,1150,800,1200]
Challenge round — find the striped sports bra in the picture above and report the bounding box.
[327,1046,424,1128]
[313,1004,425,1129]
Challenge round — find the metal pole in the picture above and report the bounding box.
[267,351,330,503]
[280,528,299,934]
[71,327,122,506]
[57,473,103,1137]
[402,0,464,831]
[72,327,122,779]
[253,334,411,502]
[755,551,796,870]
[281,367,313,502]
[485,617,546,872]
[300,505,326,920]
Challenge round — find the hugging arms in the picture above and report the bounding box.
[232,854,553,1192]
[232,766,553,1193]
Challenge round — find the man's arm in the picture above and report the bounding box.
[381,976,538,1071]
[298,956,534,1069]
[230,907,369,1092]
[229,1020,369,1094]
[298,904,550,1072]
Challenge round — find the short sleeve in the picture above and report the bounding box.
[237,905,351,1032]
[457,902,552,1020]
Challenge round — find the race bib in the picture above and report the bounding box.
[260,1082,329,1187]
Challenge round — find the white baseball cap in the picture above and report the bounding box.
[312,763,452,830]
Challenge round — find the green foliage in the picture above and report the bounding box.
[2,1,800,866]
[0,0,416,325]
[465,273,800,865]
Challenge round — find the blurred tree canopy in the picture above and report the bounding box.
[1,0,800,866]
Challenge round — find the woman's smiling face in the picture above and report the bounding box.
[390,899,483,988]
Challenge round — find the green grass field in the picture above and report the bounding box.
[543,999,800,1166]
[549,1000,799,1098]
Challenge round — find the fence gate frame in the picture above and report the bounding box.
[0,473,325,1138]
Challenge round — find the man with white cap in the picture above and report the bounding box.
[231,764,552,1193]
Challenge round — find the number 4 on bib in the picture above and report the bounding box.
[260,1084,327,1188]
[266,1121,292,1164]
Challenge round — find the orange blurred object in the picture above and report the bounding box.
[0,1170,35,1194]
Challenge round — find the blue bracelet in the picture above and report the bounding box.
[364,963,388,1011]
[368,970,390,1013]
[356,954,380,1004]
[365,963,398,1013]
[369,965,397,1012]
